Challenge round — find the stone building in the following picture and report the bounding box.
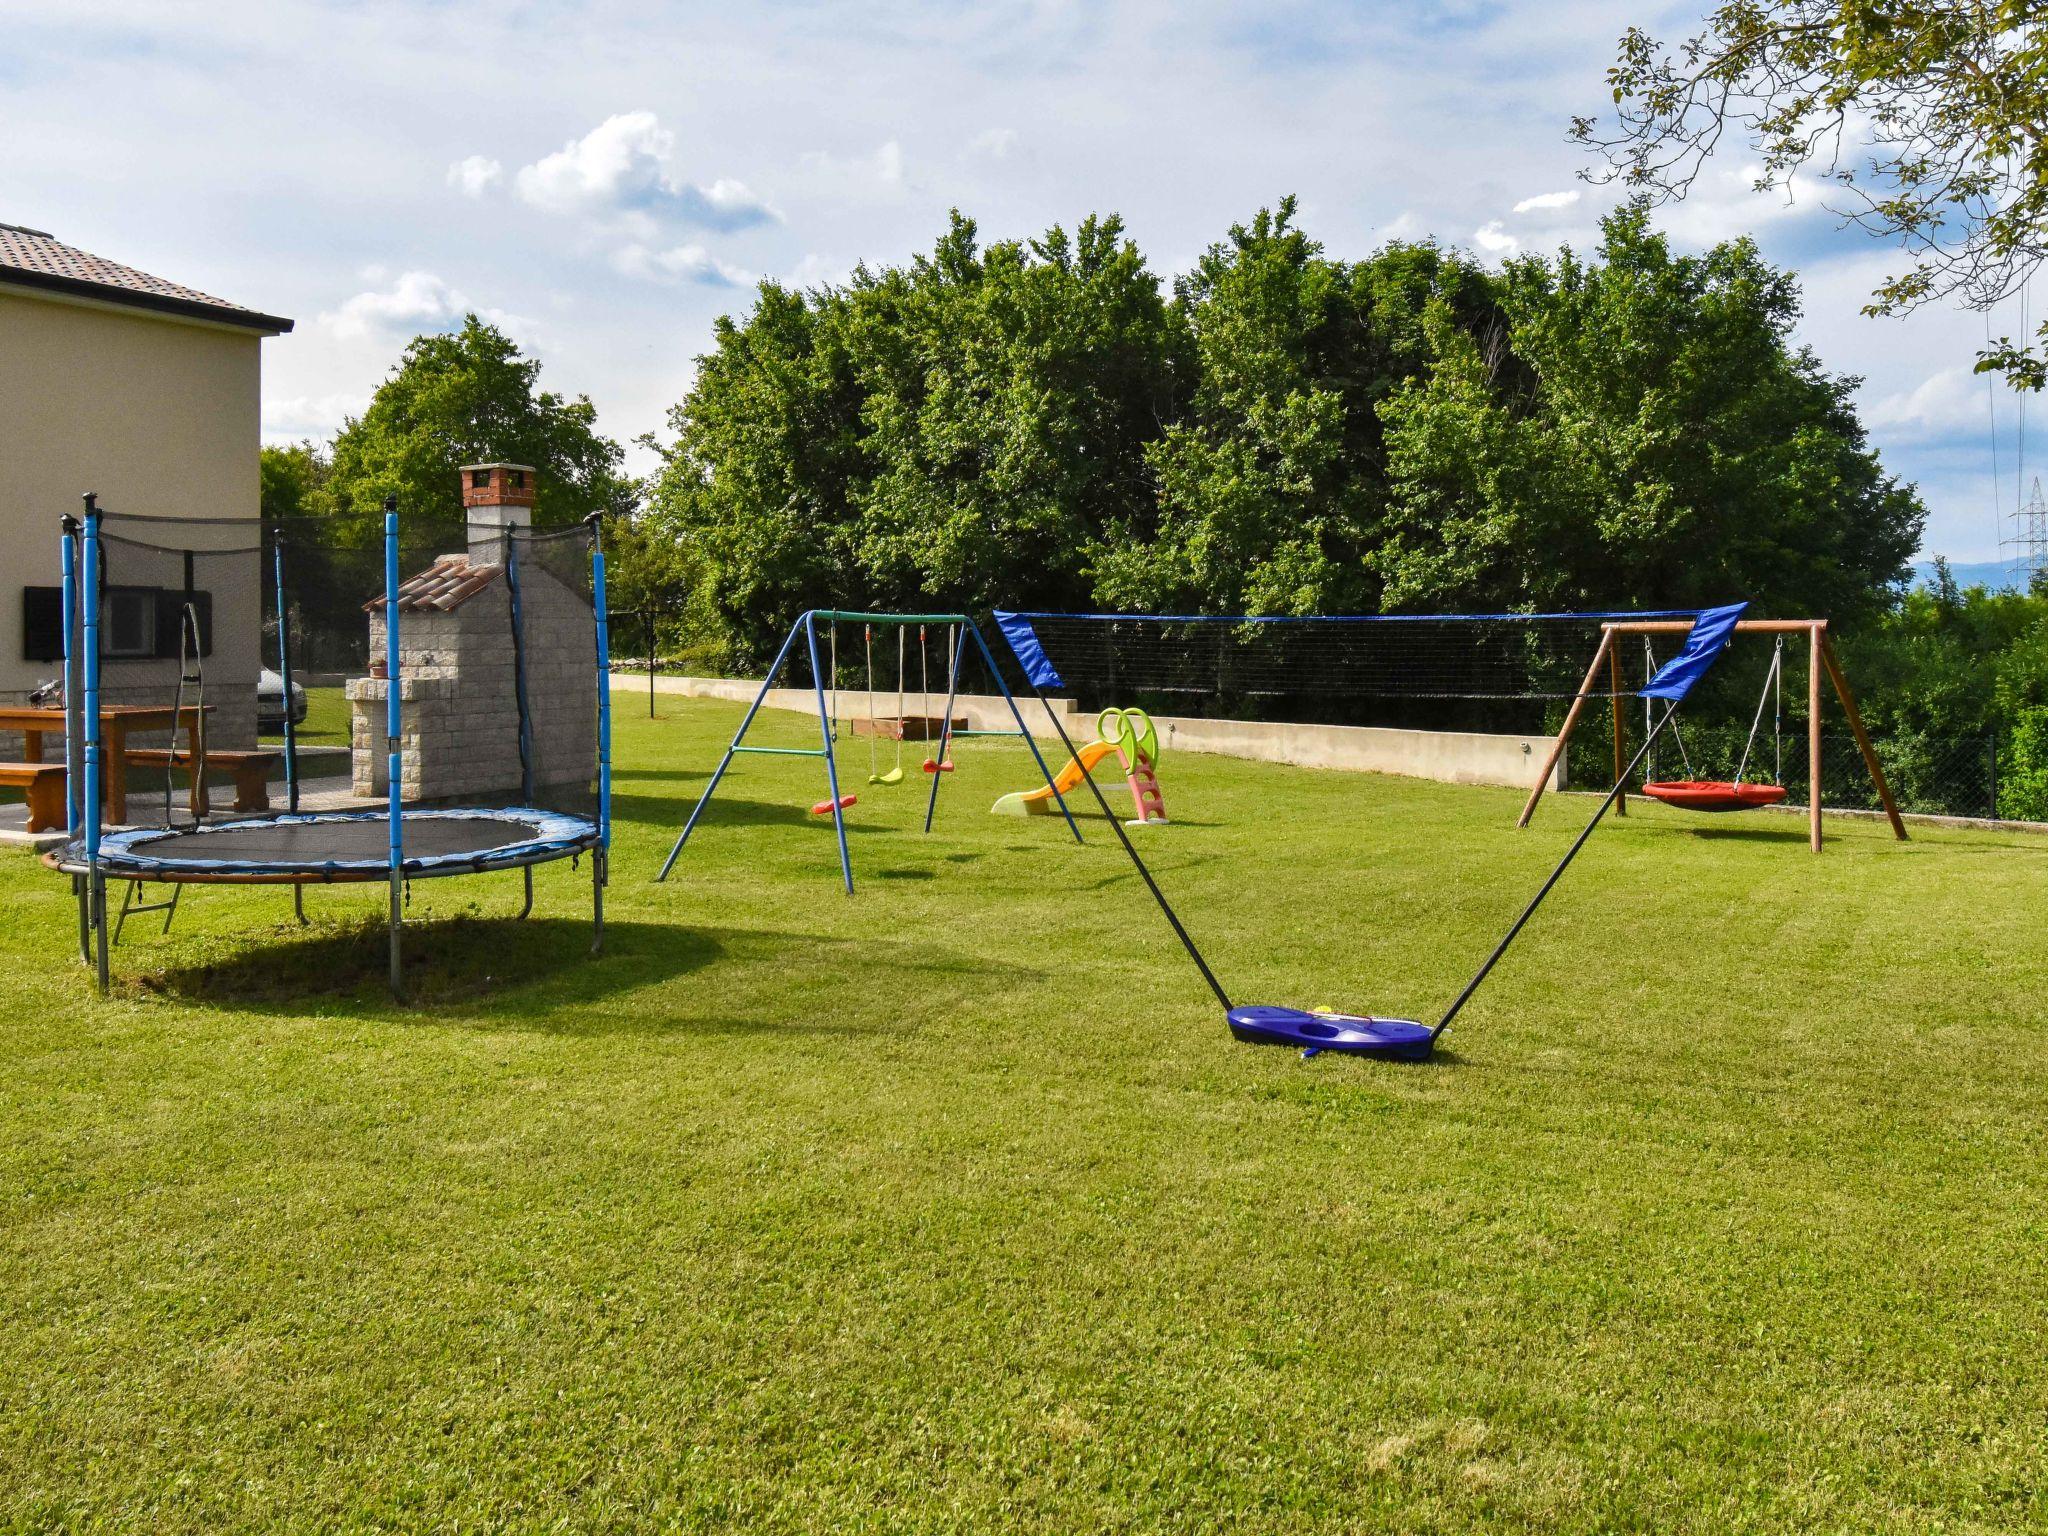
[348,465,596,805]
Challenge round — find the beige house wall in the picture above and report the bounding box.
[0,285,266,744]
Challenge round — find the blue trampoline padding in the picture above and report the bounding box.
[54,807,599,883]
[1227,1005,1435,1060]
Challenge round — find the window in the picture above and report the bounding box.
[472,469,490,489]
[105,588,157,658]
[509,469,526,489]
[20,586,63,662]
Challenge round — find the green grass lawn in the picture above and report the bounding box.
[5,696,2047,1532]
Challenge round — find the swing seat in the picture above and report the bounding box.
[868,767,904,786]
[921,758,955,774]
[810,794,858,816]
[1226,1005,1434,1061]
[1641,780,1787,812]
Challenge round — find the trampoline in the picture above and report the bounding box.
[50,486,613,998]
[48,807,599,884]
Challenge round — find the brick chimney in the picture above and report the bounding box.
[461,462,535,556]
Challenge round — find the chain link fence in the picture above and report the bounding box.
[1569,720,2006,821]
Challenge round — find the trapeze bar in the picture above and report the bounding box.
[949,728,1024,737]
[809,609,974,625]
[733,745,829,757]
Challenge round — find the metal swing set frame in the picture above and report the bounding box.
[656,610,1085,892]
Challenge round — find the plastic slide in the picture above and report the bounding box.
[990,739,1120,816]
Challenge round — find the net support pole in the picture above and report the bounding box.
[1518,627,1612,827]
[383,496,403,1001]
[921,623,968,835]
[504,527,535,806]
[805,612,855,894]
[962,619,1084,845]
[655,615,806,881]
[590,514,611,953]
[1437,703,1677,1039]
[273,526,299,813]
[80,498,109,993]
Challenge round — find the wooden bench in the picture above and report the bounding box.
[123,749,280,818]
[0,762,68,833]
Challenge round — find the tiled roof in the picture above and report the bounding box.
[0,222,293,333]
[365,556,505,613]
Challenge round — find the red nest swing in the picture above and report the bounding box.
[1640,779,1786,812]
[1639,636,1787,814]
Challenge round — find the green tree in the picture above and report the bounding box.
[644,213,1183,660]
[259,441,329,524]
[1377,205,1925,617]
[1098,202,1500,614]
[1576,1,2048,386]
[325,316,633,541]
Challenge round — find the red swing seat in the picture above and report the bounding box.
[1640,780,1787,812]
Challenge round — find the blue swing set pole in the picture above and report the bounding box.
[805,611,855,894]
[922,623,967,835]
[964,618,1084,844]
[655,614,807,882]
[383,496,404,1001]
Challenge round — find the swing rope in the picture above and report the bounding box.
[1643,633,1782,786]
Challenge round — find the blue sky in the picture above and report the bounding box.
[3,0,2029,561]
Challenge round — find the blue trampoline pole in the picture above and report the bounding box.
[59,516,87,966]
[80,496,108,993]
[921,622,967,835]
[805,612,854,894]
[590,515,611,953]
[656,615,806,881]
[383,496,403,1001]
[965,618,1083,844]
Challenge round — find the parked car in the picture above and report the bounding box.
[257,668,307,730]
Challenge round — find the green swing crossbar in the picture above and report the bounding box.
[733,745,829,758]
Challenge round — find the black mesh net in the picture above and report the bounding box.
[69,512,602,831]
[994,610,1702,734]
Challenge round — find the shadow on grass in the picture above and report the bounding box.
[121,917,1045,1031]
[126,917,716,1013]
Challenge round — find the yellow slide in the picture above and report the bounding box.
[991,739,1120,816]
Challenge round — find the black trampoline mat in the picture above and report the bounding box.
[126,814,566,865]
[149,819,540,868]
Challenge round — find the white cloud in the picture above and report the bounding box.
[262,391,369,442]
[446,154,503,198]
[965,127,1018,160]
[802,139,906,192]
[1513,188,1579,214]
[513,111,776,229]
[317,269,536,343]
[1865,366,1995,441]
[1472,220,1518,257]
[320,270,470,339]
[615,242,754,288]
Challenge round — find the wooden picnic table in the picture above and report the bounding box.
[0,705,209,826]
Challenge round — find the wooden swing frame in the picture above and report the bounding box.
[1518,618,1907,853]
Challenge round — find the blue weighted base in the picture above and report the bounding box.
[1226,1005,1435,1061]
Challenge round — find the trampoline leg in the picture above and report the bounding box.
[591,846,605,955]
[92,873,109,996]
[292,885,308,926]
[74,874,90,965]
[517,865,535,921]
[387,876,403,1002]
